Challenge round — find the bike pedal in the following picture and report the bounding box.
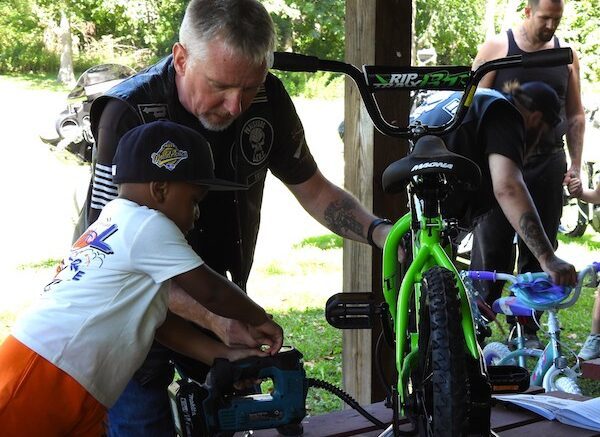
[325,292,380,329]
[487,365,530,394]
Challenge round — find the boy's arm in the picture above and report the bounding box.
[173,264,284,353]
[567,177,600,204]
[169,282,266,348]
[155,311,270,365]
[581,185,600,204]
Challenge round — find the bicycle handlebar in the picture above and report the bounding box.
[466,262,599,310]
[272,48,573,139]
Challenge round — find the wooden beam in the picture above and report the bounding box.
[343,0,411,404]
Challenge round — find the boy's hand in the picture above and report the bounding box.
[251,316,284,355]
[566,177,583,198]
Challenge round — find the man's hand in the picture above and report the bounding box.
[563,168,580,186]
[211,317,261,348]
[538,253,577,287]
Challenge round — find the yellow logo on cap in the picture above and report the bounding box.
[151,141,188,170]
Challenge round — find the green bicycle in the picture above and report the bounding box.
[273,47,573,436]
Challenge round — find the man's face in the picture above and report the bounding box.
[525,0,564,43]
[173,41,268,131]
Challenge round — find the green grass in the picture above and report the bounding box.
[269,308,343,415]
[17,258,61,270]
[2,72,70,92]
[557,232,600,252]
[294,233,343,250]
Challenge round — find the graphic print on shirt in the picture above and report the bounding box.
[44,223,118,291]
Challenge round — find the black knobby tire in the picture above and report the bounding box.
[413,266,468,436]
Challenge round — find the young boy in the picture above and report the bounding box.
[567,174,600,360]
[0,120,283,435]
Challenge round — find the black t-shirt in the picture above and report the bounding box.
[412,89,525,224]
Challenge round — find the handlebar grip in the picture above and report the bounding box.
[272,51,320,72]
[522,47,573,68]
[467,271,497,281]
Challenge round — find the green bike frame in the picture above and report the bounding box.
[381,210,480,407]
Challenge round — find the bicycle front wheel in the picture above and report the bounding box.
[412,266,468,436]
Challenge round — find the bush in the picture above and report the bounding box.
[273,71,344,99]
[0,42,60,74]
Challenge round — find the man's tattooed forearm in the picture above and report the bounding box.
[518,211,548,257]
[324,199,364,238]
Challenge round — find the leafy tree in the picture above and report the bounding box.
[0,0,58,73]
[562,0,599,86]
[415,0,487,65]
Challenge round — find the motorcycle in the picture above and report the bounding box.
[40,63,135,163]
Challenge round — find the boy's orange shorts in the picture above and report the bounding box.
[0,335,107,436]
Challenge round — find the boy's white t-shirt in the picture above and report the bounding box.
[12,198,203,407]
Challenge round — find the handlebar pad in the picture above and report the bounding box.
[467,271,497,281]
[522,47,573,68]
[272,52,320,72]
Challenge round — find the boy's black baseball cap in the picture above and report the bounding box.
[112,120,247,191]
[520,81,562,127]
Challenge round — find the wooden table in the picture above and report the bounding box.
[582,358,600,380]
[235,391,600,436]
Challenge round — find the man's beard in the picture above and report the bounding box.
[197,114,235,132]
[537,29,554,42]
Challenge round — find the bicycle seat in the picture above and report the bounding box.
[382,135,482,193]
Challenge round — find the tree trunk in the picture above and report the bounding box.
[57,12,75,85]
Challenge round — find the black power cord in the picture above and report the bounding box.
[307,378,386,428]
[306,378,417,435]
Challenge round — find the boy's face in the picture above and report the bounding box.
[161,182,208,233]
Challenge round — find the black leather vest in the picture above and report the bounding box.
[90,56,279,288]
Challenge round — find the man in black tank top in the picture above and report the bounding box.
[471,0,585,346]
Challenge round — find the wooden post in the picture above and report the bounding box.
[343,0,412,404]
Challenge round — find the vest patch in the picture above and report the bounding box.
[240,117,273,166]
[138,104,170,123]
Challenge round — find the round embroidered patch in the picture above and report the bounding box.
[240,117,273,166]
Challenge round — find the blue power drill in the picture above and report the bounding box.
[170,346,308,436]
